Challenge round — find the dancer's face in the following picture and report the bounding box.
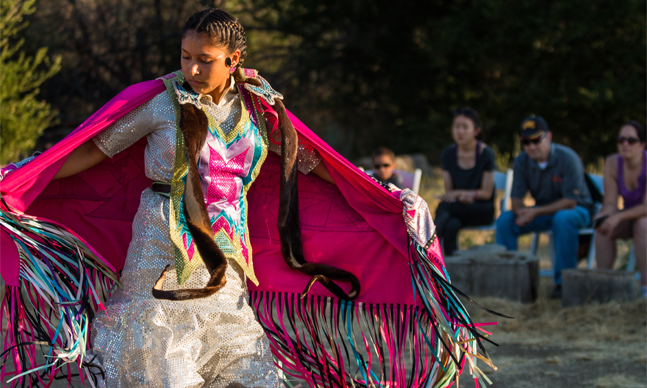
[181,31,240,100]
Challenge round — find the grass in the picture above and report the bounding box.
[459,278,647,387]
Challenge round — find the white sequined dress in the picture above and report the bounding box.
[88,78,320,388]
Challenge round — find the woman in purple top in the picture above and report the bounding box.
[595,120,646,295]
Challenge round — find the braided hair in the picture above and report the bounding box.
[159,9,362,302]
[183,9,247,82]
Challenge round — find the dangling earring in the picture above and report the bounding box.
[225,57,232,67]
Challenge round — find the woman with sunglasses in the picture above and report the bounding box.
[595,120,647,296]
[435,107,496,255]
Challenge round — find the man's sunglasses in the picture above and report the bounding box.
[374,163,393,169]
[617,136,640,145]
[520,134,545,146]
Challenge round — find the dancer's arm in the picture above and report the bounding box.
[53,140,108,179]
[311,162,334,184]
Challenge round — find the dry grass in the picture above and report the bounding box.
[458,278,647,387]
[469,289,646,346]
[593,375,645,388]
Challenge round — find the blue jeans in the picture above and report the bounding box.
[495,206,591,284]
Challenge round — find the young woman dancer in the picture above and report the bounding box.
[0,9,501,388]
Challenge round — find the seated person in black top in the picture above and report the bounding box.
[370,147,404,189]
[436,107,496,255]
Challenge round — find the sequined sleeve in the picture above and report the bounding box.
[92,93,168,158]
[266,126,322,175]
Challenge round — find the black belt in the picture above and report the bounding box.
[152,182,171,197]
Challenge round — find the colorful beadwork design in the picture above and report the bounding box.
[161,72,268,285]
[172,80,202,109]
[243,75,283,105]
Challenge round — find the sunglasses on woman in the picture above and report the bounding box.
[617,136,640,145]
[520,134,545,146]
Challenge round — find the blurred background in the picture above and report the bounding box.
[2,0,645,167]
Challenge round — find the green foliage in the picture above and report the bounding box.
[249,0,646,164]
[10,0,645,165]
[1,0,60,164]
[491,144,512,172]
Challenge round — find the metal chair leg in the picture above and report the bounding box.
[586,231,597,269]
[531,232,539,255]
[627,244,636,272]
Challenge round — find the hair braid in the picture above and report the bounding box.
[183,9,247,82]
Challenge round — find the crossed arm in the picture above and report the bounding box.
[595,155,647,235]
[512,197,576,226]
[441,170,495,203]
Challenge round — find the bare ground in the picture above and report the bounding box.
[459,278,647,388]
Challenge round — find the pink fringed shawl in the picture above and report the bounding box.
[0,75,493,388]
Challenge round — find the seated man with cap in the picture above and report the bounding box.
[496,116,594,298]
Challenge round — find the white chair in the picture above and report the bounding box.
[365,168,422,194]
[453,170,513,252]
[462,169,514,233]
[398,169,422,194]
[533,173,604,277]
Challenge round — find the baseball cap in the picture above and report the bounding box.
[520,116,549,138]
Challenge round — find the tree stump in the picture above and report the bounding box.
[444,244,539,303]
[562,269,636,307]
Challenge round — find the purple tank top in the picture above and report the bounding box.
[617,150,647,208]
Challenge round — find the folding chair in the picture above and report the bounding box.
[534,173,604,277]
[451,169,513,252]
[462,169,514,233]
[397,169,422,194]
[364,168,422,193]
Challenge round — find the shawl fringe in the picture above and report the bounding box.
[0,201,118,387]
[250,238,502,388]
